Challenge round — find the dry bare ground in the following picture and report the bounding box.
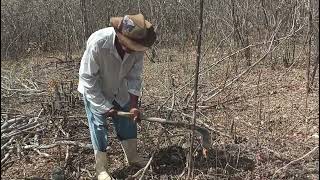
[1,45,319,179]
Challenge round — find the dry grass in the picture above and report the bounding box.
[1,46,319,179]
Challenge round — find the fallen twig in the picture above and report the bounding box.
[117,111,211,150]
[80,168,94,178]
[1,137,14,151]
[272,146,319,179]
[2,123,41,139]
[22,140,93,150]
[138,155,154,180]
[33,148,51,157]
[1,150,13,165]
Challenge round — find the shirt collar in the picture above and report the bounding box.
[101,28,116,49]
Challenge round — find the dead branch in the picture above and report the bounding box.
[2,123,41,139]
[117,111,211,150]
[22,140,93,150]
[157,22,306,112]
[272,146,319,179]
[1,116,27,131]
[1,149,13,165]
[138,155,154,180]
[129,155,155,179]
[46,56,64,62]
[63,133,70,169]
[33,148,51,157]
[203,19,282,102]
[1,137,14,151]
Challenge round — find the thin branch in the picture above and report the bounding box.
[188,0,204,178]
[272,146,319,179]
[21,140,93,150]
[203,19,282,102]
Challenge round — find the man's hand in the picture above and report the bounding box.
[129,108,141,123]
[106,107,117,118]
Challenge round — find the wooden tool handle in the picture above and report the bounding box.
[117,111,133,118]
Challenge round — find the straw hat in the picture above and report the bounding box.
[110,13,156,52]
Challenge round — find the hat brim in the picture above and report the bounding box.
[116,32,149,52]
[110,17,149,52]
[110,17,123,29]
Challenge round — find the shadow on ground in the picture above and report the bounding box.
[111,145,255,179]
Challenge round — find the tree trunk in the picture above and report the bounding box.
[306,0,312,93]
[310,0,319,87]
[62,2,72,61]
[80,0,89,47]
[187,0,204,179]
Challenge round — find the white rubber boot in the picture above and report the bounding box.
[94,150,113,180]
[120,139,148,167]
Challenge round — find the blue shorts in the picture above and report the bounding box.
[83,97,137,152]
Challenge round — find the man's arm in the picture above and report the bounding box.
[79,44,114,114]
[126,53,143,98]
[129,93,140,122]
[129,93,139,108]
[126,53,144,122]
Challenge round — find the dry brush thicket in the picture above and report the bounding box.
[1,0,319,179]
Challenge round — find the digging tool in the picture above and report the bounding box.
[115,111,211,157]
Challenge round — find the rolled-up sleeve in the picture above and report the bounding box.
[78,44,113,114]
[126,53,144,97]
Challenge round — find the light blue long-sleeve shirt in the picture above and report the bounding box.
[78,27,144,114]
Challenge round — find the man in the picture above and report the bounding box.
[77,13,156,180]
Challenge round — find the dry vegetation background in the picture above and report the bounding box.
[1,0,319,179]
